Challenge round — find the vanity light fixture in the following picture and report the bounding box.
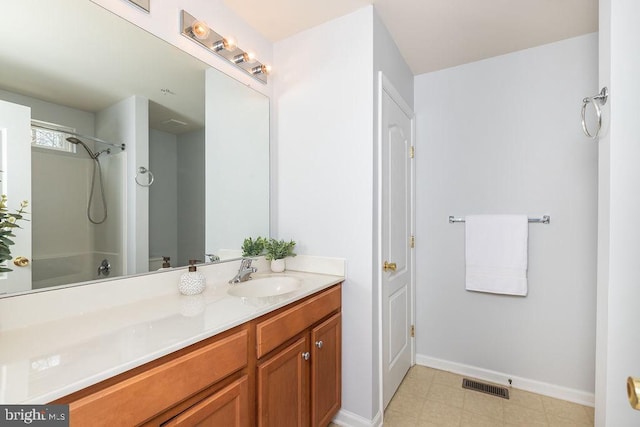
[126,0,150,13]
[190,20,210,40]
[212,36,237,52]
[233,52,255,64]
[251,64,271,75]
[180,10,270,84]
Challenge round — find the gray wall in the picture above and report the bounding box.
[149,129,178,265]
[149,128,205,268]
[373,8,414,416]
[414,33,598,398]
[177,129,205,266]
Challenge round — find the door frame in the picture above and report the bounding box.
[376,71,416,414]
[0,99,32,295]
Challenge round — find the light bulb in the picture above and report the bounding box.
[251,64,271,75]
[224,36,237,51]
[191,21,210,40]
[233,52,256,64]
[212,36,237,52]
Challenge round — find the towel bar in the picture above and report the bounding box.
[448,215,550,224]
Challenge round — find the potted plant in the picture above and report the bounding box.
[264,238,296,273]
[241,236,266,257]
[0,195,28,272]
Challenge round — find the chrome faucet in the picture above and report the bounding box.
[206,253,220,263]
[229,258,257,284]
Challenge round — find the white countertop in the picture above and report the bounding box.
[0,256,344,404]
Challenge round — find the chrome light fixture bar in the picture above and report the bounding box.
[180,10,269,84]
[126,0,150,13]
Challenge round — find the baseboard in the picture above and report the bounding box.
[332,408,382,427]
[416,354,595,407]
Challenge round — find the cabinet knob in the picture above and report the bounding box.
[315,340,324,349]
[302,352,310,361]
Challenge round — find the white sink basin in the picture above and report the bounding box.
[227,276,302,298]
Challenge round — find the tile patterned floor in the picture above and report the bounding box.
[332,366,595,426]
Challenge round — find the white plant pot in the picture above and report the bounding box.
[270,259,285,273]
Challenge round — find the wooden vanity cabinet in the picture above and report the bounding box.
[162,375,249,426]
[257,337,310,426]
[55,283,342,427]
[310,313,342,427]
[255,285,342,427]
[56,326,250,427]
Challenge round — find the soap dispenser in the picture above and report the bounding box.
[178,260,206,295]
[157,256,171,271]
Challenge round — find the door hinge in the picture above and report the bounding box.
[410,325,415,338]
[409,146,415,159]
[410,235,415,248]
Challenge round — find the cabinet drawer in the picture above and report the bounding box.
[163,376,249,427]
[256,285,341,358]
[69,330,248,426]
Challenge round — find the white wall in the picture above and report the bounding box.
[414,34,598,402]
[596,1,640,425]
[0,89,95,137]
[0,89,127,285]
[96,96,149,275]
[0,90,98,265]
[31,152,92,259]
[275,7,376,423]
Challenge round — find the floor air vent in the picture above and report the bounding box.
[462,378,510,399]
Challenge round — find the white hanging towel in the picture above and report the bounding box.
[465,215,528,296]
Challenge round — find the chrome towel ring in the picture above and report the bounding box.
[135,166,154,187]
[581,87,608,139]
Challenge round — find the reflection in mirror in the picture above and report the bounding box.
[0,0,269,297]
[206,70,270,260]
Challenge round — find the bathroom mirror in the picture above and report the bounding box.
[0,0,269,296]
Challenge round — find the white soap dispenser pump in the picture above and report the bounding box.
[178,260,206,295]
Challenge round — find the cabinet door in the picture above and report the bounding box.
[311,313,341,427]
[257,337,309,427]
[163,376,249,427]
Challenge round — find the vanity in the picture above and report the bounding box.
[0,257,344,426]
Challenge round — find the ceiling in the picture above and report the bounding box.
[223,0,599,75]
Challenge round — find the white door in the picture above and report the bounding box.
[380,73,415,408]
[0,99,32,294]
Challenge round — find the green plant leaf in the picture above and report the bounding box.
[242,236,266,257]
[0,236,14,246]
[264,238,296,261]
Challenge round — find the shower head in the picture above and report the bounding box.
[95,148,111,158]
[66,137,98,159]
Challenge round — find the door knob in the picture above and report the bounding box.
[13,256,29,267]
[628,377,640,410]
[383,261,397,272]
